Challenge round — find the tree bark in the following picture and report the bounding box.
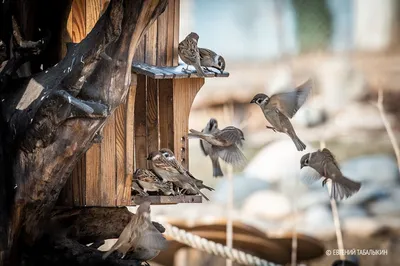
[0,0,168,265]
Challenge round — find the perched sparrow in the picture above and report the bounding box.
[178,32,205,77]
[134,169,175,196]
[102,201,167,260]
[131,180,149,197]
[199,47,226,73]
[188,118,246,177]
[300,148,361,200]
[250,79,312,151]
[147,149,210,201]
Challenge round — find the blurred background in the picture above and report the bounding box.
[152,0,400,265]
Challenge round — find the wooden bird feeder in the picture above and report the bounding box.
[58,0,229,207]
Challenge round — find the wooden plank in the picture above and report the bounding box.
[131,63,166,79]
[85,0,102,33]
[131,63,229,79]
[145,21,158,65]
[86,0,109,206]
[173,78,204,168]
[134,75,148,169]
[133,37,146,63]
[71,0,86,43]
[115,103,127,206]
[121,79,137,206]
[157,2,168,66]
[146,78,159,168]
[68,0,88,206]
[100,115,116,206]
[166,0,175,66]
[85,144,101,206]
[131,195,202,205]
[173,0,180,66]
[158,80,174,150]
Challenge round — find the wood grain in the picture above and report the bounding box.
[146,78,159,167]
[85,0,102,33]
[173,0,180,65]
[145,22,158,65]
[100,115,116,206]
[158,80,174,150]
[134,75,148,170]
[66,0,87,206]
[157,2,168,66]
[120,80,137,206]
[173,78,204,168]
[85,144,101,206]
[71,0,86,43]
[166,0,175,66]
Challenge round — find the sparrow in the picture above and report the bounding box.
[199,47,225,73]
[102,201,167,260]
[131,180,149,197]
[147,149,210,201]
[178,32,205,77]
[134,169,175,196]
[188,118,247,177]
[250,79,312,151]
[300,148,361,201]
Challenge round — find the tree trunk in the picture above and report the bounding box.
[0,0,168,265]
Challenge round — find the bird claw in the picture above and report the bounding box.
[322,178,328,187]
[266,126,277,132]
[141,262,150,266]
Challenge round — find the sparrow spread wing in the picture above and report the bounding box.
[214,145,247,168]
[321,148,341,170]
[267,79,312,118]
[299,166,322,184]
[217,126,244,146]
[199,47,217,59]
[137,226,168,250]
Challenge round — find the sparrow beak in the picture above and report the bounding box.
[300,164,304,169]
[147,154,152,160]
[250,99,255,103]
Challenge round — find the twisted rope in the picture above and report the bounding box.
[163,223,281,266]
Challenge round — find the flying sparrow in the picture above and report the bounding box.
[300,148,361,200]
[134,169,175,196]
[131,180,149,197]
[147,149,210,201]
[199,47,226,73]
[178,32,205,77]
[102,201,167,260]
[188,118,247,177]
[250,79,312,151]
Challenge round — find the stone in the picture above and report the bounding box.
[297,190,330,210]
[213,174,269,207]
[340,154,399,186]
[341,184,389,205]
[368,198,400,216]
[343,217,388,237]
[338,205,367,218]
[242,190,292,220]
[297,205,335,240]
[243,140,315,196]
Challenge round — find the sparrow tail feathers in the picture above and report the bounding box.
[291,135,306,151]
[211,157,224,177]
[331,177,361,200]
[193,63,206,77]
